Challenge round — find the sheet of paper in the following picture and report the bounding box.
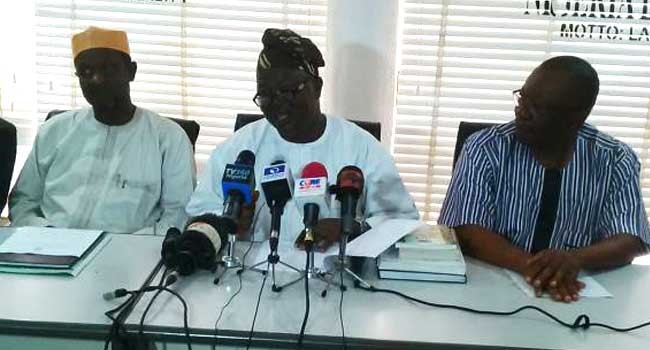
[0,227,104,257]
[346,219,425,258]
[247,240,339,272]
[505,269,612,298]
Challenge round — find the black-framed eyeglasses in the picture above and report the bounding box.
[512,89,523,108]
[513,88,584,116]
[253,82,306,107]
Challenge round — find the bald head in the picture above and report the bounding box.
[515,56,600,150]
[533,56,599,115]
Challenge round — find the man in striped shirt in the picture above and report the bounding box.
[439,56,649,303]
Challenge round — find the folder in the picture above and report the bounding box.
[0,227,106,271]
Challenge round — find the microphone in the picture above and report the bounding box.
[260,160,293,254]
[334,166,364,237]
[332,165,365,272]
[220,150,256,234]
[163,216,228,276]
[293,162,330,251]
[161,227,182,269]
[261,160,293,208]
[218,150,256,270]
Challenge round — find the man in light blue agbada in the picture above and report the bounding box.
[9,27,195,234]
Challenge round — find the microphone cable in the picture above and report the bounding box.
[137,266,168,333]
[338,268,347,350]
[212,238,257,349]
[113,286,192,350]
[213,202,266,349]
[104,293,137,350]
[138,268,192,350]
[103,267,192,350]
[357,284,650,333]
[297,246,311,348]
[103,260,168,350]
[246,261,270,350]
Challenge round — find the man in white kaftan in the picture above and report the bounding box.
[186,28,418,249]
[186,115,419,244]
[9,27,195,235]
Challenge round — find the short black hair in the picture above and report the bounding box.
[539,56,599,111]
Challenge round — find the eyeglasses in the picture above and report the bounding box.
[513,88,542,121]
[513,88,585,118]
[513,89,523,108]
[253,82,306,107]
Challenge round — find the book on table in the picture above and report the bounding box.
[377,225,466,283]
[0,227,106,269]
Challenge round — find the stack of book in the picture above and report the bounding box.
[377,224,466,283]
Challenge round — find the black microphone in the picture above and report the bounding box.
[335,166,364,237]
[260,160,293,254]
[165,216,228,276]
[332,165,365,274]
[161,227,182,269]
[159,227,188,285]
[220,150,256,234]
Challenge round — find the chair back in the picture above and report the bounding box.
[452,121,498,169]
[235,113,381,141]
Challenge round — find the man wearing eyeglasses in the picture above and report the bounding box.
[9,27,195,235]
[187,28,418,251]
[439,56,649,303]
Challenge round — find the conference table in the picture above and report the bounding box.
[128,240,650,350]
[1,233,650,350]
[0,232,164,350]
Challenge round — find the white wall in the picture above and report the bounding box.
[325,0,399,147]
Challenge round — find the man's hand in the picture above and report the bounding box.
[236,191,259,239]
[295,218,357,252]
[523,249,585,302]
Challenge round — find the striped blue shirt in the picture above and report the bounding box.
[439,121,650,252]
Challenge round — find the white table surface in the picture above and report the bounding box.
[0,232,162,333]
[126,241,650,350]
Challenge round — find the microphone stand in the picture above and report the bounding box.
[273,205,343,295]
[246,201,304,292]
[214,190,245,284]
[332,227,371,291]
[324,195,371,295]
[213,233,241,284]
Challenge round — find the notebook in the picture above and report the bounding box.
[0,227,105,269]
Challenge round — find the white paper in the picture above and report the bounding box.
[0,227,104,257]
[247,240,339,272]
[346,219,425,258]
[505,270,612,299]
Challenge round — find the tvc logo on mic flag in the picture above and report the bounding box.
[224,166,253,182]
